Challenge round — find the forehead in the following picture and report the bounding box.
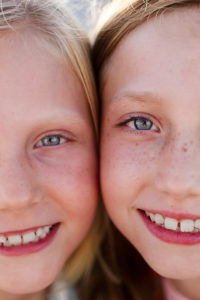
[102,6,200,102]
[0,30,90,119]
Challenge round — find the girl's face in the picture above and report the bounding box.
[0,32,98,296]
[101,8,200,280]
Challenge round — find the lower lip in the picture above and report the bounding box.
[139,210,200,245]
[0,223,60,256]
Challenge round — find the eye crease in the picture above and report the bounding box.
[35,135,68,148]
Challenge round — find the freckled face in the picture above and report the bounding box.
[0,32,98,295]
[101,8,200,280]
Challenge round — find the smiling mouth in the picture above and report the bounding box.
[143,210,200,233]
[0,223,60,256]
[0,224,56,247]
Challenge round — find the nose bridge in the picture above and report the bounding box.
[0,154,36,210]
[156,133,200,198]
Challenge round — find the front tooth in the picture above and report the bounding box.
[23,232,36,244]
[155,214,164,225]
[180,220,194,232]
[149,213,155,222]
[164,217,178,231]
[0,235,6,245]
[8,235,22,246]
[36,228,47,239]
[194,219,200,230]
[4,239,12,247]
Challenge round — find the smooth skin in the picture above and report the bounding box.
[0,31,98,300]
[101,7,200,299]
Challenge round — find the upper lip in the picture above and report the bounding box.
[0,223,56,236]
[139,209,200,220]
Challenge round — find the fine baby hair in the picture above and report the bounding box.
[0,0,103,299]
[93,0,200,299]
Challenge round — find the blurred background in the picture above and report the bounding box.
[68,0,111,33]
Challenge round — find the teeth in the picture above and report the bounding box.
[23,232,36,244]
[36,228,47,239]
[180,220,194,232]
[145,211,200,233]
[194,219,200,230]
[0,225,52,247]
[149,213,155,222]
[155,214,164,225]
[164,217,178,231]
[0,236,6,245]
[8,235,22,246]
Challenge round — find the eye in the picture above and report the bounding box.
[129,118,153,130]
[35,135,68,148]
[118,116,159,132]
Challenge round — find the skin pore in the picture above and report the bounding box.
[100,7,200,300]
[0,30,98,300]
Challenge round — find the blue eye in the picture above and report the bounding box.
[118,116,158,131]
[134,118,153,130]
[35,135,67,148]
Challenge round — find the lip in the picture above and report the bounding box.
[0,223,60,256]
[139,210,200,245]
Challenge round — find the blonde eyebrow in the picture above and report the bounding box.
[110,91,163,106]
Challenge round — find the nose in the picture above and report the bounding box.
[0,156,38,211]
[155,138,200,200]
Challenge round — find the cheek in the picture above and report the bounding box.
[34,145,98,220]
[101,134,159,214]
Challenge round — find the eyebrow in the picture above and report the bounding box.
[108,90,163,107]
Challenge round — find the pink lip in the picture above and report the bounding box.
[0,223,60,256]
[139,210,200,245]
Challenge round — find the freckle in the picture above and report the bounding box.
[182,147,187,152]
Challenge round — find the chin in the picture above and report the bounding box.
[143,253,200,281]
[0,271,57,295]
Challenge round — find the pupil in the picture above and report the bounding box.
[42,136,60,146]
[135,118,152,130]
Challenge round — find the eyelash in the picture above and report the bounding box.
[34,134,69,148]
[117,115,159,132]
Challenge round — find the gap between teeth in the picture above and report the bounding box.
[145,211,200,233]
[0,225,52,247]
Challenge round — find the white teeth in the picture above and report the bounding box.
[0,225,52,247]
[145,210,200,233]
[36,228,47,239]
[44,226,50,234]
[155,214,164,225]
[8,235,22,246]
[164,217,178,231]
[4,240,12,247]
[23,232,36,244]
[0,235,6,245]
[149,213,155,222]
[194,219,200,230]
[180,220,194,233]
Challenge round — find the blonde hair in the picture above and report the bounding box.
[93,0,200,75]
[0,0,102,285]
